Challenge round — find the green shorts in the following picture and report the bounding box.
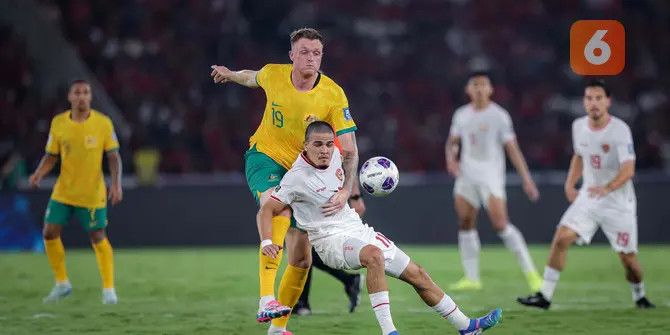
[45,199,108,232]
[244,145,298,228]
[244,145,288,204]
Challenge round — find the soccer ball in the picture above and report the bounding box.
[359,156,399,197]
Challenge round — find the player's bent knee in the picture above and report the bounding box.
[89,229,106,243]
[360,245,384,269]
[42,224,61,240]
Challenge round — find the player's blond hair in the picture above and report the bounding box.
[290,28,323,47]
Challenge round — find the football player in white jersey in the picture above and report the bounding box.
[517,80,655,309]
[259,121,502,335]
[445,72,542,291]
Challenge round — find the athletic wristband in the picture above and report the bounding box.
[261,239,273,248]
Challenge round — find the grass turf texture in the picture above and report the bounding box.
[0,245,668,334]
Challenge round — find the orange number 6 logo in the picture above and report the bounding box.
[570,20,625,75]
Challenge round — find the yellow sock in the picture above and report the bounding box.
[272,264,309,328]
[259,216,291,297]
[92,238,115,289]
[44,237,68,283]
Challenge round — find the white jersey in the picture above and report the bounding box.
[572,116,636,212]
[449,102,516,186]
[271,150,362,243]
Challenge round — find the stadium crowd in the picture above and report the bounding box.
[2,0,668,179]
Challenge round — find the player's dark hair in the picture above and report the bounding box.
[290,28,323,47]
[585,79,611,97]
[70,79,90,87]
[305,121,334,141]
[467,71,492,84]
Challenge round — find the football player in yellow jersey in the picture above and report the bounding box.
[28,80,122,305]
[211,28,363,334]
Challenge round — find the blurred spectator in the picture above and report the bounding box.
[5,0,670,174]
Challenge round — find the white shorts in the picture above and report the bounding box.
[312,224,411,278]
[559,199,638,253]
[453,177,506,209]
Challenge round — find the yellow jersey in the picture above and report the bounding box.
[45,110,119,208]
[250,64,357,169]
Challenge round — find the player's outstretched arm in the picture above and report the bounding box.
[210,65,259,88]
[504,139,539,201]
[322,132,359,216]
[28,154,58,188]
[107,150,123,205]
[588,160,635,199]
[257,197,288,259]
[445,135,461,177]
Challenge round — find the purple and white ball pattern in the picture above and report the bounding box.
[359,156,399,197]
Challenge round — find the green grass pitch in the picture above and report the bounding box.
[1,245,668,334]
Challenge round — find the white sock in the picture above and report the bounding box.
[369,291,396,335]
[458,230,481,281]
[431,293,470,330]
[259,295,275,309]
[540,266,560,300]
[268,324,286,335]
[630,282,645,301]
[498,224,537,274]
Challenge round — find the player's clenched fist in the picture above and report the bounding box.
[210,65,233,84]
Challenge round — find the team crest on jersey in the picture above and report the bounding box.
[478,123,489,131]
[85,135,98,148]
[343,107,352,120]
[335,168,344,181]
[268,174,279,182]
[601,143,610,153]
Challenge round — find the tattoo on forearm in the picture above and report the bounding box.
[341,135,359,193]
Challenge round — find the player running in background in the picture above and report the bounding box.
[517,80,655,309]
[445,72,542,291]
[260,121,502,335]
[29,80,122,304]
[211,28,362,334]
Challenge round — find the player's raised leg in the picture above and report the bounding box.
[268,228,311,335]
[399,260,502,334]
[486,196,541,291]
[450,193,482,291]
[42,219,72,303]
[518,225,578,309]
